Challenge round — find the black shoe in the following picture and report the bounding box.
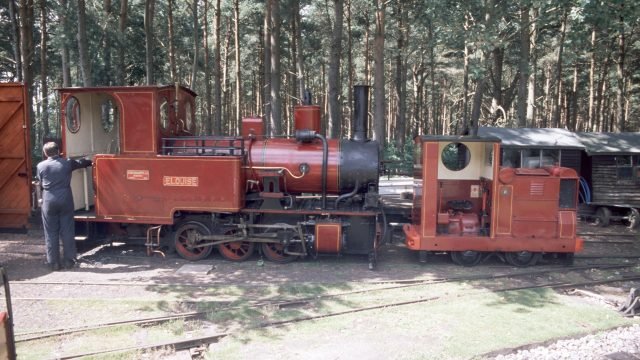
[47,262,60,271]
[63,259,76,269]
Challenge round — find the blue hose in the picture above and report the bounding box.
[579,177,591,204]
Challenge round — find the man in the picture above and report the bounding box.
[37,142,92,271]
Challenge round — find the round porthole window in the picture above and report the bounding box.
[442,142,471,171]
[101,98,119,133]
[160,97,170,130]
[65,96,81,133]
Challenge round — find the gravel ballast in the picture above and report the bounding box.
[493,324,640,360]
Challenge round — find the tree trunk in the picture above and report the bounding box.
[542,65,551,127]
[363,9,370,86]
[570,63,578,131]
[168,0,177,84]
[59,0,71,86]
[526,7,537,126]
[470,78,486,136]
[77,0,92,86]
[102,0,112,85]
[40,0,49,136]
[269,0,282,135]
[9,0,22,81]
[588,27,596,131]
[18,0,33,120]
[213,0,222,134]
[615,12,626,132]
[552,8,567,128]
[190,0,199,88]
[490,46,504,124]
[393,1,407,148]
[233,0,241,135]
[144,0,155,85]
[461,15,470,133]
[116,0,128,85]
[428,21,437,134]
[346,0,353,138]
[263,1,272,133]
[293,0,305,102]
[328,0,343,139]
[202,0,211,135]
[222,17,231,131]
[516,4,530,127]
[372,0,385,148]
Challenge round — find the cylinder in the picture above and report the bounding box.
[294,105,321,134]
[352,85,369,142]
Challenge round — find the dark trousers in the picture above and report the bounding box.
[41,198,76,265]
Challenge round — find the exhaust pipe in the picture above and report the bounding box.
[352,85,369,142]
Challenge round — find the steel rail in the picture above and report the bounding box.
[14,263,636,342]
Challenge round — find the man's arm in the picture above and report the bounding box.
[69,157,93,171]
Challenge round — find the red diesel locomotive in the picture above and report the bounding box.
[58,85,382,268]
[403,136,583,266]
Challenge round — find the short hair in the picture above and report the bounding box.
[43,142,59,157]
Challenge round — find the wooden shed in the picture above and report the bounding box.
[575,132,640,213]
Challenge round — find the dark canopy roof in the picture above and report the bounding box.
[478,127,584,149]
[576,132,640,155]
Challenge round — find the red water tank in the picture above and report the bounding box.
[294,106,321,134]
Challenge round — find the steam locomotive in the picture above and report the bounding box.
[59,85,382,268]
[53,84,582,269]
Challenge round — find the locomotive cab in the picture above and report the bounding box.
[58,85,198,213]
[404,135,583,267]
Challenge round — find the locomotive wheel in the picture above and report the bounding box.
[594,207,611,227]
[217,229,255,261]
[217,240,255,262]
[450,251,482,267]
[505,251,541,267]
[174,221,213,261]
[261,242,297,263]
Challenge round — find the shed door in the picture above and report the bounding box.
[0,84,31,229]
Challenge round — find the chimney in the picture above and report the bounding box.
[352,85,369,142]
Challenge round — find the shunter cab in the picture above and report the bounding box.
[403,135,583,266]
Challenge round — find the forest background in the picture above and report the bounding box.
[1,0,639,162]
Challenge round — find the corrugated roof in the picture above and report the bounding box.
[576,132,640,155]
[478,127,584,149]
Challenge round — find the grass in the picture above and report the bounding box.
[16,320,195,360]
[206,286,639,360]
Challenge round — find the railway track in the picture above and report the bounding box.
[6,225,638,358]
[41,266,640,359]
[14,262,640,354]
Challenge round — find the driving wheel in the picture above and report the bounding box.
[261,242,297,263]
[217,234,255,262]
[174,221,213,261]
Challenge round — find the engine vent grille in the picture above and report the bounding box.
[530,181,544,196]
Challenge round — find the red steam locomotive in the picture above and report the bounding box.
[59,85,382,268]
[53,84,582,268]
